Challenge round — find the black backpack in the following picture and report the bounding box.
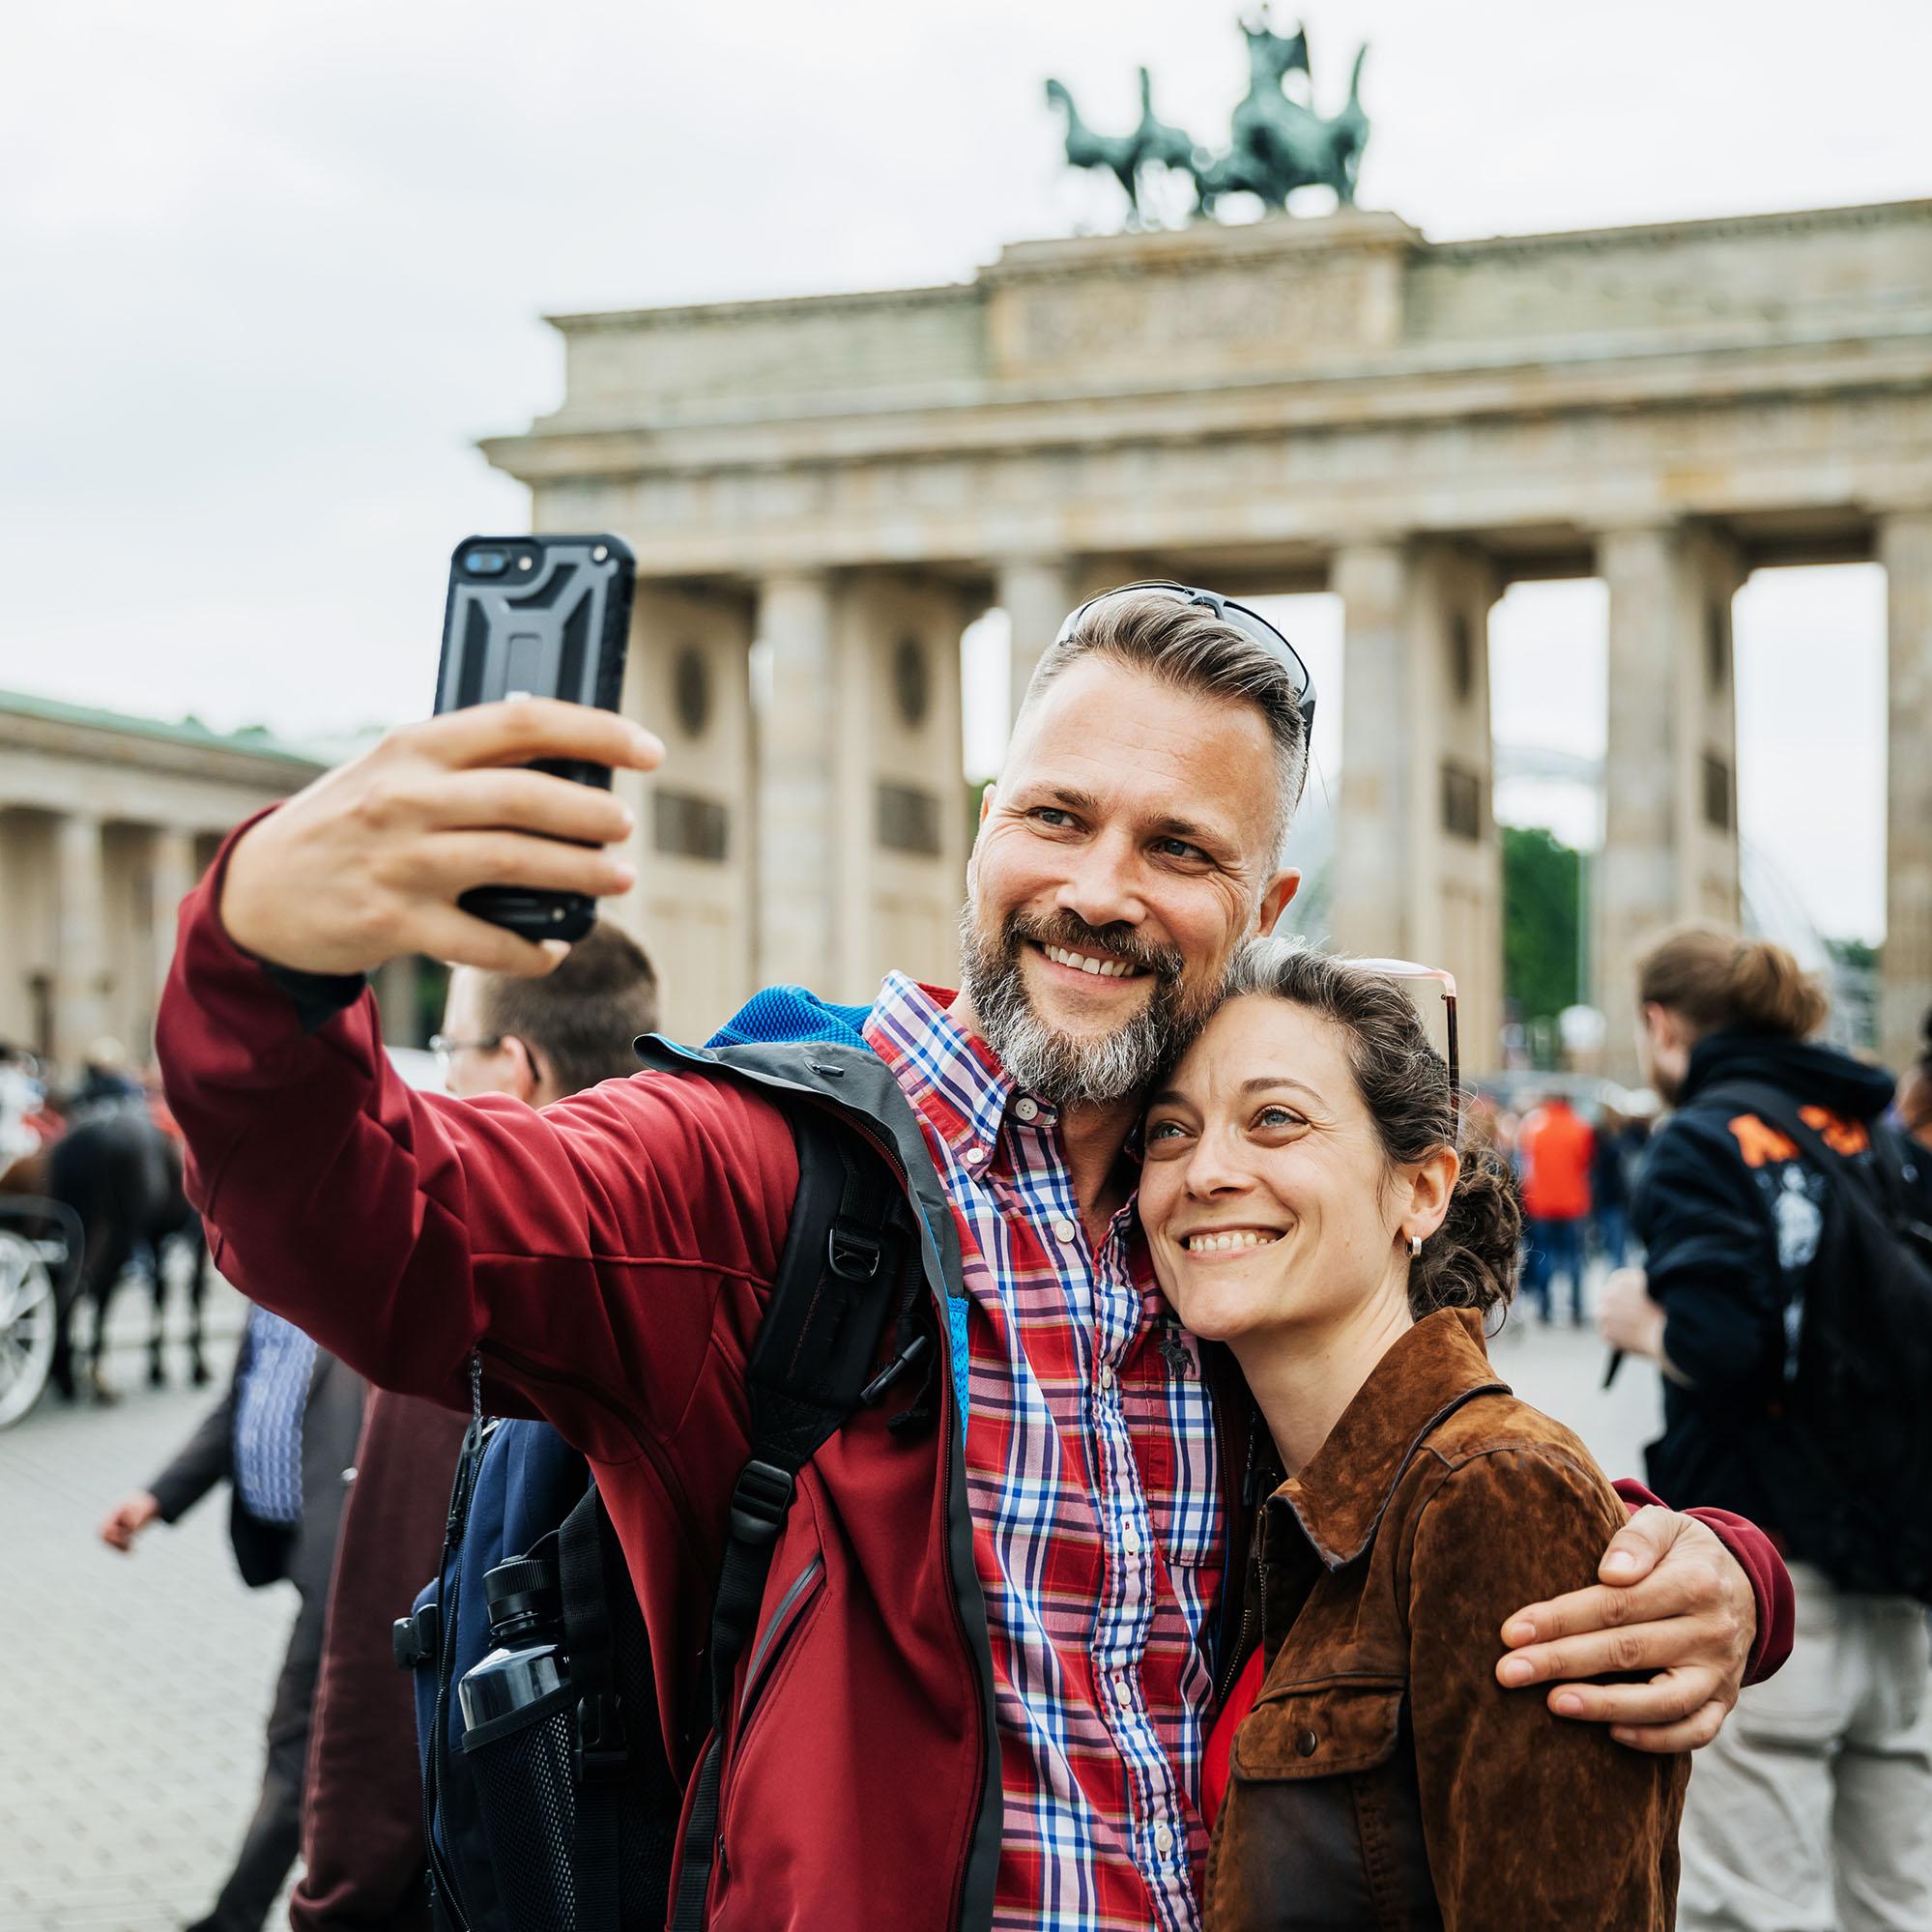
[392,1106,934,1931]
[1704,1081,1932,1602]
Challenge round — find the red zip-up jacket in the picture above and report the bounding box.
[157,841,1792,1930]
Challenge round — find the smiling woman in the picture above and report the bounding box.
[1139,942,1689,1931]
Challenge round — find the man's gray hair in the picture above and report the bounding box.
[1020,590,1310,859]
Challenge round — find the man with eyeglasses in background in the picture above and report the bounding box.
[157,584,1793,1932]
[292,922,658,1932]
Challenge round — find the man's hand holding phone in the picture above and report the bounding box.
[219,699,662,977]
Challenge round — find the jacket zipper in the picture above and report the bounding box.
[734,1554,826,1731]
[1215,1590,1257,1711]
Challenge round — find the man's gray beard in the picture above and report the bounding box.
[956,906,1216,1108]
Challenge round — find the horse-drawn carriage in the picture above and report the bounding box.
[0,1046,208,1427]
[0,1053,81,1427]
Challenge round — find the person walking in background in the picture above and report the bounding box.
[98,1309,363,1932]
[1598,926,1932,1932]
[1592,1103,1647,1270]
[290,921,659,1932]
[1897,1007,1932,1151]
[1517,1087,1595,1322]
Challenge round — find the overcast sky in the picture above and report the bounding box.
[4,0,1923,939]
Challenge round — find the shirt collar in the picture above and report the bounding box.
[863,971,1028,1161]
[1272,1307,1509,1570]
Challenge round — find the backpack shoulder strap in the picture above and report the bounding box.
[1701,1078,1919,1206]
[558,1485,623,1932]
[671,1105,922,1932]
[1697,1079,1844,1179]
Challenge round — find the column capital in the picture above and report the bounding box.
[755,567,834,605]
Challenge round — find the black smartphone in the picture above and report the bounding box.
[433,533,637,942]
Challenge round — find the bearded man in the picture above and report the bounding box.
[157,586,1790,1932]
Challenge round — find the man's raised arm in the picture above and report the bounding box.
[156,703,795,1457]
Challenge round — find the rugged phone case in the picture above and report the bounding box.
[433,533,637,942]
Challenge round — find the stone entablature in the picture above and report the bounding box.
[510,200,1932,429]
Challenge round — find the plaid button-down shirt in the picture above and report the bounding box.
[866,974,1225,1932]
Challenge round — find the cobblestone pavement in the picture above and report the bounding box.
[2,1262,1662,1932]
[1,1273,299,1932]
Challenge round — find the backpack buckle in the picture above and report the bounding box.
[826,1222,882,1282]
[390,1604,439,1671]
[859,1332,932,1407]
[729,1460,794,1545]
[574,1691,629,1784]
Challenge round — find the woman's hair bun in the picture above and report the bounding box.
[1411,1148,1521,1322]
[1726,939,1829,1039]
[1635,924,1827,1042]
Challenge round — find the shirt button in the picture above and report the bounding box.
[964,1144,987,1166]
[1096,1363,1115,1390]
[1122,1523,1142,1556]
[1013,1096,1039,1122]
[1153,1823,1174,1857]
[1053,1219,1079,1244]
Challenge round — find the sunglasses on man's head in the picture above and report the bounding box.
[1054,581,1317,735]
[1351,958,1461,1138]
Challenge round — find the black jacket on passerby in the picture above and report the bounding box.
[1632,1029,1903,1539]
[147,1331,363,1593]
[1593,1120,1639,1212]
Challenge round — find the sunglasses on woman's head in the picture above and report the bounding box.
[1350,958,1461,1138]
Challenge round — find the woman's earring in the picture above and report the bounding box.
[1409,1233,1423,1260]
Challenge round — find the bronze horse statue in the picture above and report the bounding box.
[1191,19,1369,216]
[1045,67,1196,224]
[1044,16,1372,225]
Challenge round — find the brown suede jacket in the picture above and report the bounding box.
[1203,1309,1688,1931]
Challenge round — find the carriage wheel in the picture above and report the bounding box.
[0,1227,56,1428]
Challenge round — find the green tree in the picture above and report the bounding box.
[1503,824,1582,1032]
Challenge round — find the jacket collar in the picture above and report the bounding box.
[1272,1307,1509,1570]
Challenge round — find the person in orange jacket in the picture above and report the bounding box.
[1518,1089,1596,1323]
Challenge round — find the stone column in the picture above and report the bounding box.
[1329,541,1504,1070]
[149,827,197,1006]
[374,957,422,1046]
[1330,543,1412,958]
[754,572,840,993]
[830,574,971,1000]
[996,556,1076,726]
[615,585,759,1041]
[1594,524,1743,1078]
[1880,509,1932,1072]
[52,811,108,1079]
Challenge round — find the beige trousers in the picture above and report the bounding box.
[1678,1561,1932,1932]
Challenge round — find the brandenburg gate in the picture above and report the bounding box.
[483,198,1932,1075]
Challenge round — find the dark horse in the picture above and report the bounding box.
[8,1104,212,1401]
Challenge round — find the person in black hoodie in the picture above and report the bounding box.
[1597,925,1932,1932]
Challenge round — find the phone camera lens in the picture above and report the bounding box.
[465,549,508,576]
